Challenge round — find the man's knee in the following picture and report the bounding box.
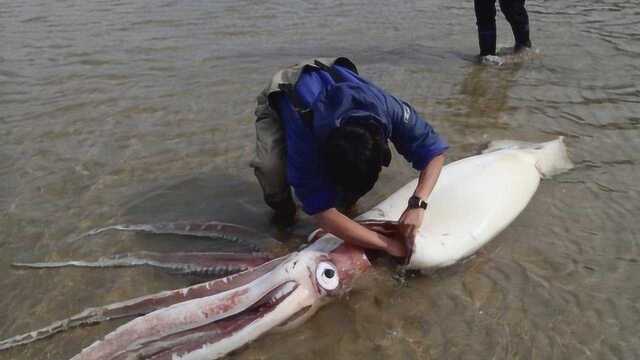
[253,156,286,187]
[264,190,294,209]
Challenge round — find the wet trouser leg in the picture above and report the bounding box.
[474,0,497,56]
[499,0,531,49]
[250,88,295,215]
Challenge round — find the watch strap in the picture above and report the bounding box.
[408,195,428,210]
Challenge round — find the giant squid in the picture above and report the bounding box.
[0,138,572,359]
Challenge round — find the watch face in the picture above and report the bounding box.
[409,196,427,209]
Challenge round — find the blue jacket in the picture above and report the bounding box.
[277,65,448,215]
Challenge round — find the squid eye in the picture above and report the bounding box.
[316,261,339,291]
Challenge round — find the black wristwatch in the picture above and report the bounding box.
[408,195,428,210]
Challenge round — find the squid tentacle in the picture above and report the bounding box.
[13,251,274,277]
[80,222,287,254]
[0,257,286,351]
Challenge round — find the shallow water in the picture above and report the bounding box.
[1,0,639,359]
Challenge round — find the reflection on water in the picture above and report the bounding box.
[1,0,639,359]
[460,59,524,125]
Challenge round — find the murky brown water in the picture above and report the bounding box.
[1,0,639,359]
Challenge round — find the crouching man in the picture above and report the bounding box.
[250,57,448,257]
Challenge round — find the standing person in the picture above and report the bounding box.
[250,57,448,258]
[474,0,532,57]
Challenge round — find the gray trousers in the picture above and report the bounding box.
[249,57,358,211]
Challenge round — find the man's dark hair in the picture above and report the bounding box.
[324,122,391,198]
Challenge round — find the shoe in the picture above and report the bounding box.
[480,55,504,66]
[478,30,497,57]
[514,41,532,54]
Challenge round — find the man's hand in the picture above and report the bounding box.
[314,208,408,258]
[400,153,443,241]
[399,207,425,239]
[380,233,407,258]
